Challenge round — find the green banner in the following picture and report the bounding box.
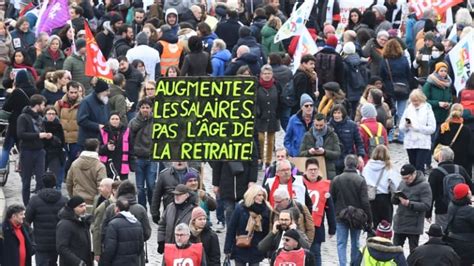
[152,77,256,161]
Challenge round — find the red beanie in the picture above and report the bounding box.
[453,183,470,200]
[375,220,393,239]
[326,35,338,48]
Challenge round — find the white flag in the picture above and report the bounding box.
[274,0,315,43]
[292,27,318,73]
[448,31,474,96]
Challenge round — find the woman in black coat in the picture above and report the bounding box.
[189,207,221,265]
[43,106,66,189]
[180,36,212,76]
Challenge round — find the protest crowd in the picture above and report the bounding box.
[1,0,474,265]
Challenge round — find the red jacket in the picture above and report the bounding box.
[359,118,389,162]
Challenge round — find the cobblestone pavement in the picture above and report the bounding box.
[4,128,434,265]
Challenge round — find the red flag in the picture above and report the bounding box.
[84,23,113,82]
[410,0,463,19]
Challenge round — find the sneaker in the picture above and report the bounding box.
[213,221,225,232]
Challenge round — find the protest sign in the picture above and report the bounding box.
[449,31,474,96]
[152,77,257,161]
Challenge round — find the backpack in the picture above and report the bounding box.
[249,45,264,65]
[360,123,385,157]
[345,61,368,101]
[438,165,465,205]
[315,53,336,86]
[280,79,297,107]
[459,89,474,115]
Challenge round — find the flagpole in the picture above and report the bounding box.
[35,0,49,37]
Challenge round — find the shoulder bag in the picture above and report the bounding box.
[385,59,410,96]
[433,124,463,162]
[367,168,384,201]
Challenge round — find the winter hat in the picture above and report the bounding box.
[183,171,199,184]
[284,229,300,243]
[361,103,377,118]
[426,224,444,237]
[343,42,356,55]
[323,81,340,93]
[191,207,207,221]
[67,196,85,209]
[323,24,336,36]
[325,35,338,48]
[375,220,393,239]
[172,184,190,195]
[434,62,448,73]
[94,79,109,93]
[372,5,387,16]
[136,31,149,46]
[400,164,416,176]
[300,93,314,108]
[387,29,398,38]
[109,12,123,25]
[47,35,63,49]
[453,183,470,200]
[75,38,86,50]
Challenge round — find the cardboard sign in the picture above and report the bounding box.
[288,157,327,180]
[152,77,257,161]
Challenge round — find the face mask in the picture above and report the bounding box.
[100,96,109,105]
[432,51,441,59]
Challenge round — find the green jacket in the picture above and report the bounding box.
[422,81,452,123]
[299,127,341,179]
[108,84,128,125]
[261,25,284,55]
[63,53,92,92]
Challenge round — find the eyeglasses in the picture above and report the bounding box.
[304,104,313,108]
[46,112,56,116]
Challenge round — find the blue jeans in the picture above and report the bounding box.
[336,222,361,266]
[395,99,408,142]
[20,149,46,205]
[0,135,15,168]
[135,158,157,208]
[216,193,225,224]
[35,251,57,266]
[280,106,292,131]
[46,157,64,190]
[310,239,322,266]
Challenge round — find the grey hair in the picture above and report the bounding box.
[377,30,389,39]
[276,159,291,172]
[260,64,273,73]
[212,39,226,50]
[273,187,290,200]
[344,154,359,169]
[47,35,62,48]
[175,223,190,235]
[439,146,455,162]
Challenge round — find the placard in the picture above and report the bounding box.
[152,77,257,161]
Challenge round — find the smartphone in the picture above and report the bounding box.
[394,191,408,199]
[405,118,411,124]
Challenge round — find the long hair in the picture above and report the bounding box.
[370,145,392,169]
[243,184,271,209]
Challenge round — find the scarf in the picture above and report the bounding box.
[48,48,60,62]
[13,62,39,81]
[317,95,334,116]
[269,175,293,207]
[311,125,327,148]
[298,66,317,83]
[259,77,274,89]
[245,210,263,234]
[427,72,452,89]
[440,117,463,134]
[189,223,204,239]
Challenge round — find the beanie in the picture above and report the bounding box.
[67,196,85,209]
[361,103,377,118]
[323,24,336,36]
[326,35,338,48]
[299,93,314,108]
[191,207,207,221]
[434,62,448,73]
[94,79,109,93]
[109,12,123,25]
[284,229,300,242]
[400,164,416,176]
[372,5,387,16]
[376,220,393,239]
[136,31,149,46]
[75,38,86,51]
[182,171,199,184]
[343,42,356,55]
[453,183,470,200]
[387,29,398,38]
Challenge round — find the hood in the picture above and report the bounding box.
[261,25,277,37]
[236,36,258,47]
[117,211,138,223]
[121,193,138,205]
[22,106,40,118]
[114,37,132,48]
[160,30,179,43]
[109,84,124,97]
[78,151,100,169]
[212,49,232,61]
[409,171,426,186]
[364,160,387,171]
[44,79,60,93]
[344,54,362,66]
[103,21,115,35]
[366,237,404,259]
[202,32,218,42]
[238,52,258,64]
[38,188,63,203]
[165,8,179,25]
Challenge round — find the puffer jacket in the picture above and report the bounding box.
[261,24,284,55]
[102,212,144,266]
[66,151,106,204]
[284,110,314,157]
[190,225,221,266]
[329,117,365,169]
[392,171,432,235]
[33,49,66,75]
[422,79,453,124]
[63,53,92,92]
[354,237,408,266]
[56,207,93,266]
[129,112,153,159]
[54,94,82,144]
[25,188,68,252]
[108,84,128,124]
[271,64,292,89]
[299,126,342,179]
[41,80,64,105]
[211,49,231,77]
[399,102,436,150]
[445,198,474,263]
[77,92,109,146]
